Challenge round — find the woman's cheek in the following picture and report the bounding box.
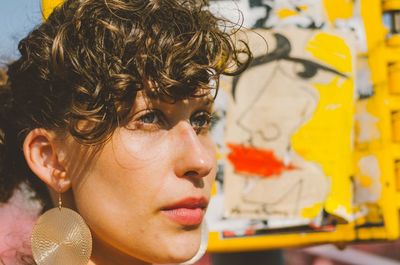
[113,128,170,165]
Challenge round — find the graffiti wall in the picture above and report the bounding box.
[206,0,394,245]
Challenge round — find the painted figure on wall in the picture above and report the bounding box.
[223,28,354,224]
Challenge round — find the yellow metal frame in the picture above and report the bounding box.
[42,0,64,20]
[383,0,400,11]
[356,0,399,242]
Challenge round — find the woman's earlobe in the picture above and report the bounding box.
[52,168,71,192]
[23,128,71,192]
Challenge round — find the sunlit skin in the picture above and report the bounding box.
[27,90,217,265]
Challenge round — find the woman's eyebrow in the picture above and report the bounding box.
[192,95,214,110]
[201,97,213,107]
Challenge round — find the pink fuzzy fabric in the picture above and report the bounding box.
[0,185,42,265]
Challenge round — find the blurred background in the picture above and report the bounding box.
[0,0,41,64]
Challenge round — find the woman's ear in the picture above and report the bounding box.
[23,128,71,192]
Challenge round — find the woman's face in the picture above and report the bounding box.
[62,90,217,264]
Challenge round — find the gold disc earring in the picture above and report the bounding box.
[31,192,92,265]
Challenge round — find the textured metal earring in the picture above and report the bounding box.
[31,192,92,265]
[179,221,209,265]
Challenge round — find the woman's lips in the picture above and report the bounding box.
[161,197,208,226]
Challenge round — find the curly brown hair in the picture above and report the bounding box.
[0,0,251,206]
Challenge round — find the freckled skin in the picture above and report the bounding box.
[62,92,217,265]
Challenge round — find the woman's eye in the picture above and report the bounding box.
[139,111,160,124]
[126,110,166,131]
[190,111,213,132]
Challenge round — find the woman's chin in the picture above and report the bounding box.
[153,233,202,264]
[152,250,199,265]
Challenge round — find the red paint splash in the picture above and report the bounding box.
[227,143,296,178]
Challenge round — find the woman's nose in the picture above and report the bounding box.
[173,121,215,179]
